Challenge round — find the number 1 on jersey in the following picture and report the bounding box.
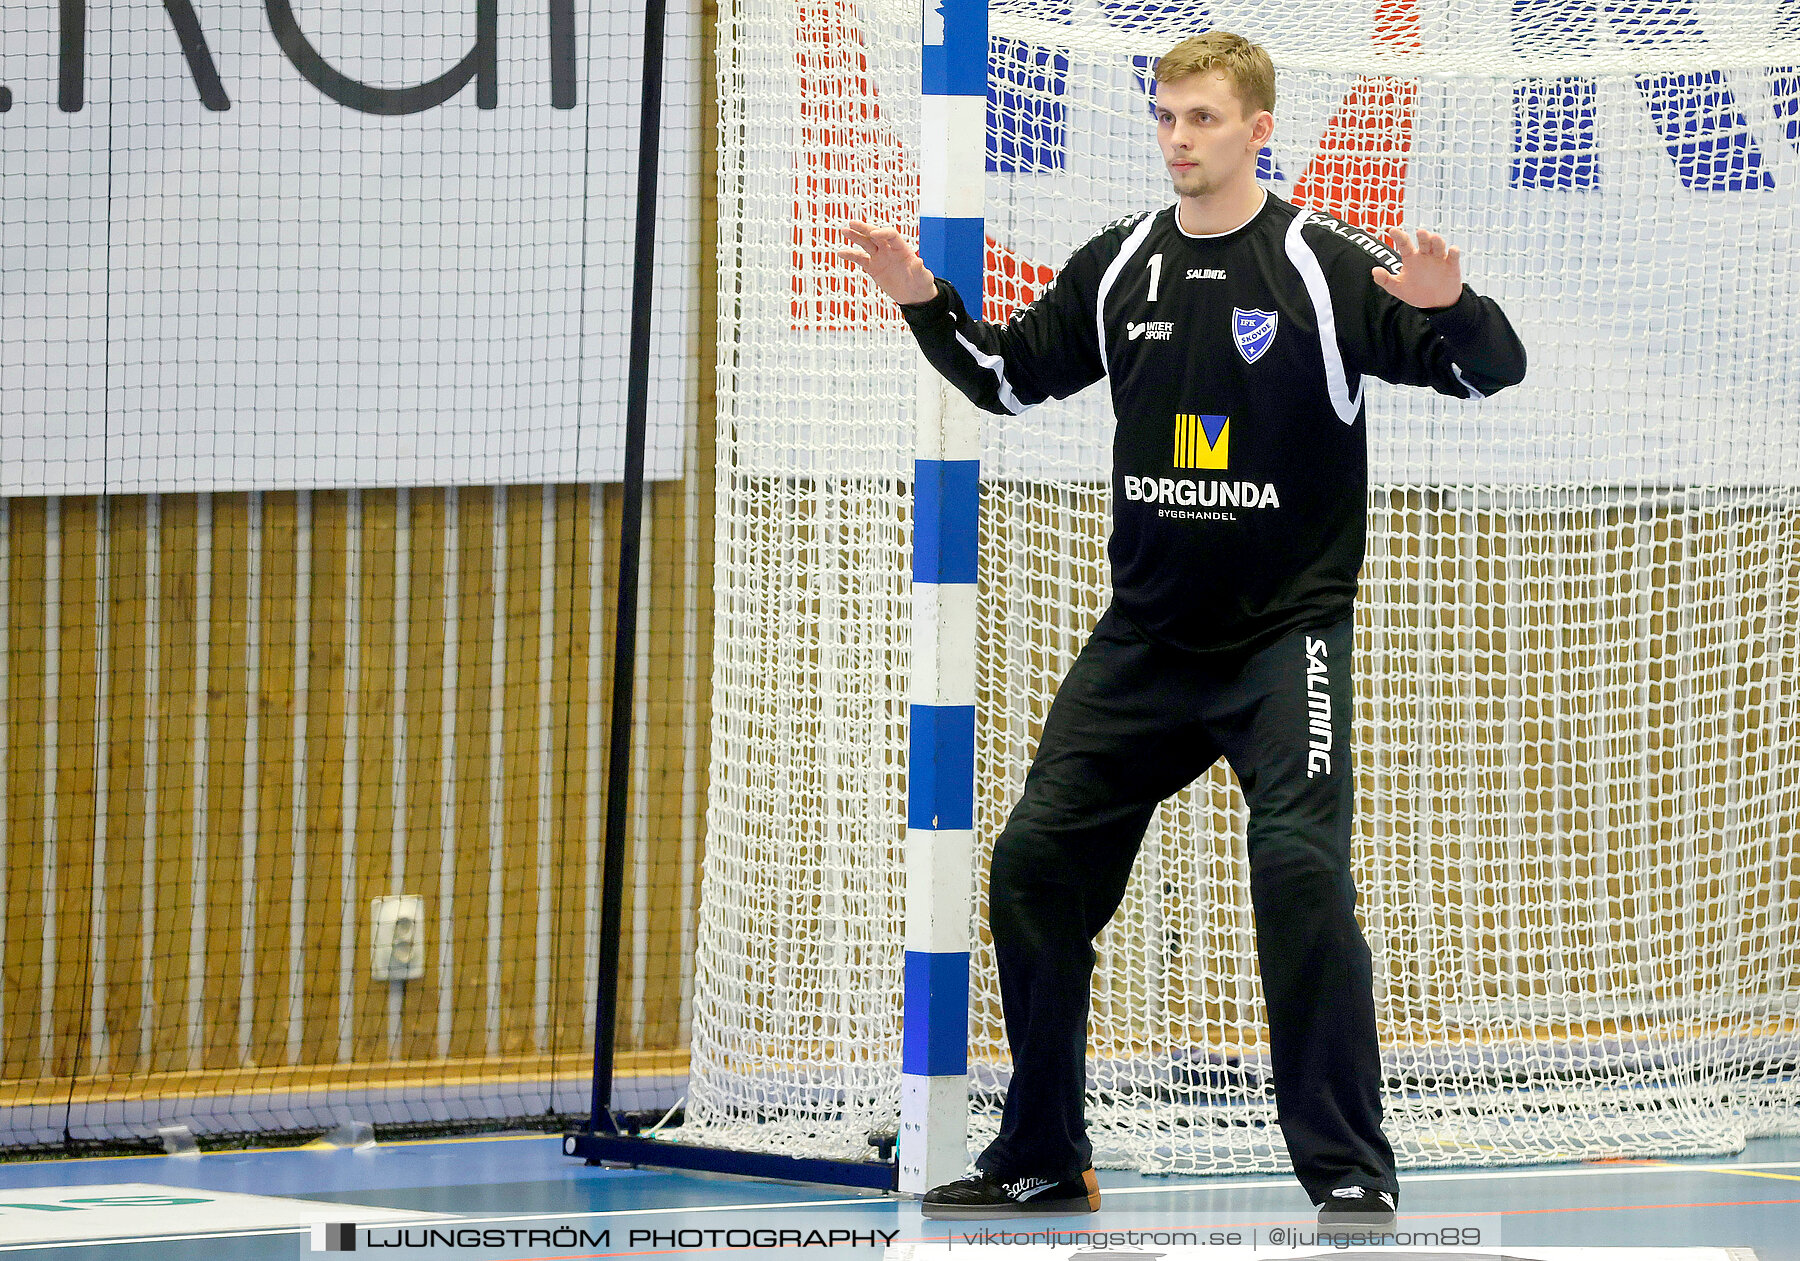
[1147,253,1163,302]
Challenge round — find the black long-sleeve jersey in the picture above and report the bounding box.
[900,190,1528,657]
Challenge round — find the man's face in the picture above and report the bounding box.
[1154,70,1270,199]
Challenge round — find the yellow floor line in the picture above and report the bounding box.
[1689,1167,1800,1183]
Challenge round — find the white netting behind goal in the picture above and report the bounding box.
[690,0,1800,1171]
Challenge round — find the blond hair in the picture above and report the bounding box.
[1152,32,1275,117]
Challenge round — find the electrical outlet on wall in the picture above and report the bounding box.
[371,895,425,981]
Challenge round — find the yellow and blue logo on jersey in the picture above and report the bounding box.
[1173,413,1229,470]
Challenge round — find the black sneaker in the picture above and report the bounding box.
[1317,1186,1397,1227]
[920,1168,1101,1219]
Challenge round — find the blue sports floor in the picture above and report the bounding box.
[0,1132,1796,1259]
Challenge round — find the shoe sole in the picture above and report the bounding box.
[921,1196,1099,1220]
[1317,1212,1396,1229]
[921,1170,1102,1220]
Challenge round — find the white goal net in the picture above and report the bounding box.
[690,0,1800,1172]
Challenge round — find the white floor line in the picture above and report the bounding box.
[1095,1160,1800,1196]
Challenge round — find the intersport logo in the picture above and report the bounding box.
[1127,321,1174,341]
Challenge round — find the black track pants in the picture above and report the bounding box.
[973,607,1396,1204]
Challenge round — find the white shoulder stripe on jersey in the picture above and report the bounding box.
[1095,212,1160,379]
[1283,210,1364,426]
[953,328,1030,414]
[1451,362,1485,400]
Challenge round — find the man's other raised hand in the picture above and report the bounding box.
[838,221,939,306]
[1372,229,1464,311]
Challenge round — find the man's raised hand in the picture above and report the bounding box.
[838,220,939,306]
[1372,229,1463,311]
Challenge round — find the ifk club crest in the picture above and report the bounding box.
[1233,308,1278,364]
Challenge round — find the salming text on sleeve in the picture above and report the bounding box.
[1305,213,1528,405]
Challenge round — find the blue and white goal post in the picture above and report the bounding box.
[902,0,987,1197]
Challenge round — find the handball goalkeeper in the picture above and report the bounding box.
[840,30,1526,1225]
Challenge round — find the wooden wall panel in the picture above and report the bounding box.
[642,482,687,1049]
[202,493,253,1071]
[450,486,499,1063]
[399,488,450,1065]
[1,475,713,1122]
[5,500,51,1082]
[149,496,201,1078]
[53,498,102,1079]
[100,496,153,1078]
[497,484,543,1057]
[300,491,351,1067]
[252,493,303,1072]
[352,489,396,1064]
